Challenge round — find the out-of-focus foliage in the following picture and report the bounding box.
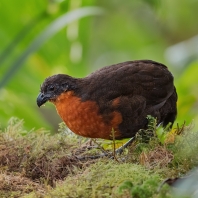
[0,0,198,131]
[176,61,198,125]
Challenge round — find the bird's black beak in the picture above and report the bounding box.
[37,92,51,107]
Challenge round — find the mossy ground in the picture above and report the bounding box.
[0,118,197,198]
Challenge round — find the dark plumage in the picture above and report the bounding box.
[37,60,177,140]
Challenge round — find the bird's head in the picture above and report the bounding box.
[37,74,77,107]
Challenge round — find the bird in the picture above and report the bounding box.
[37,60,177,140]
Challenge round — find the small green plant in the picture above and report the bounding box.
[155,122,172,145]
[136,115,157,143]
[137,115,175,145]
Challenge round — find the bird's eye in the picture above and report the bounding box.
[48,85,54,91]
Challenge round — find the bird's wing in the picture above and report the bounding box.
[82,60,174,107]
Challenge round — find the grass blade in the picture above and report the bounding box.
[0,6,104,88]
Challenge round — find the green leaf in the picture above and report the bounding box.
[0,6,104,88]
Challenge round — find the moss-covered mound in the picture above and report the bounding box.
[0,118,198,198]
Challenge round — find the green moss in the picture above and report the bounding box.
[161,124,198,180]
[1,117,198,197]
[41,161,161,198]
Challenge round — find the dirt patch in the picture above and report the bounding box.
[0,172,45,193]
[0,119,98,188]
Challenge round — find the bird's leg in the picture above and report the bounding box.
[92,139,108,154]
[115,137,135,155]
[79,138,97,150]
[111,128,120,162]
[81,138,110,156]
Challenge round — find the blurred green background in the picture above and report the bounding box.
[0,0,198,132]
